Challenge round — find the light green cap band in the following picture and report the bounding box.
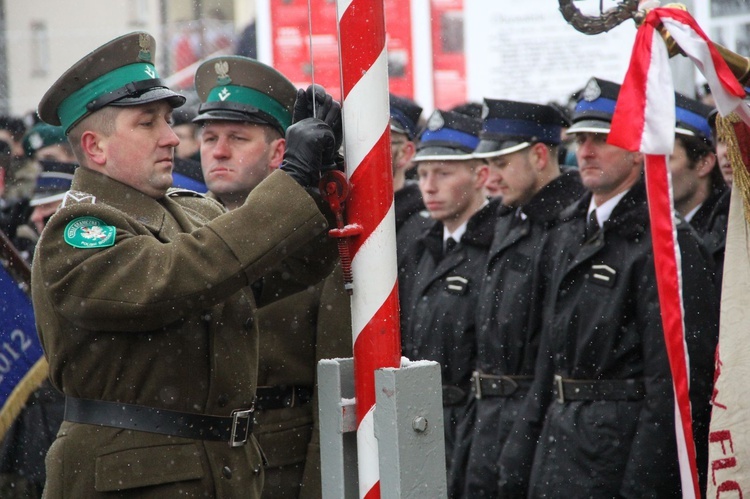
[206,84,292,132]
[57,62,160,132]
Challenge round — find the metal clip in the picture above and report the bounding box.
[472,371,482,400]
[554,374,565,404]
[229,408,253,447]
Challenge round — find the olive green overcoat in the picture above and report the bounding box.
[255,263,352,498]
[31,167,334,498]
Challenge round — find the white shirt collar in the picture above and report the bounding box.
[444,222,468,246]
[588,189,630,228]
[684,203,702,222]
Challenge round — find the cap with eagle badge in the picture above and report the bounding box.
[192,56,297,136]
[37,31,186,134]
[474,99,570,159]
[413,109,482,162]
[566,77,623,135]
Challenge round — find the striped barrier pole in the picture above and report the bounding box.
[335,0,402,496]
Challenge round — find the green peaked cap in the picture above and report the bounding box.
[193,56,297,135]
[38,32,185,133]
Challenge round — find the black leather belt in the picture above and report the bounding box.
[553,375,646,403]
[64,397,253,447]
[471,371,533,399]
[255,385,313,411]
[442,385,468,406]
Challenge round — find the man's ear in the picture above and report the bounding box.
[80,131,106,167]
[269,138,285,170]
[529,142,550,171]
[697,152,717,178]
[399,140,417,169]
[475,162,490,188]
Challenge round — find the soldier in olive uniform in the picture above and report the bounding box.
[193,56,351,497]
[31,32,340,498]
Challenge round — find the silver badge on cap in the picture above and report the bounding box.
[215,60,231,86]
[481,103,490,120]
[582,78,601,102]
[427,111,444,131]
[138,34,152,62]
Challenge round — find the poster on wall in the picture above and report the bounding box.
[385,0,416,98]
[266,0,416,102]
[430,0,467,110]
[464,0,637,106]
[269,0,342,101]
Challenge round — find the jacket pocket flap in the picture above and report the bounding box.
[95,443,203,492]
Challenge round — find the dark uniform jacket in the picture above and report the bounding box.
[395,180,431,266]
[464,169,583,498]
[691,186,729,289]
[499,179,718,498]
[31,167,334,498]
[399,199,497,495]
[254,264,351,498]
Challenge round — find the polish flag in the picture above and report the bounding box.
[609,7,749,499]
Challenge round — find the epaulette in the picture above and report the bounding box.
[60,190,96,207]
[167,188,206,198]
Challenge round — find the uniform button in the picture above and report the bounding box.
[253,465,262,475]
[244,316,254,330]
[217,394,229,407]
[222,466,232,479]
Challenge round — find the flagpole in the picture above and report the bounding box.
[334,0,401,497]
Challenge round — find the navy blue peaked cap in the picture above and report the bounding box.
[674,92,714,144]
[567,77,622,134]
[390,93,423,140]
[474,99,569,158]
[414,109,482,162]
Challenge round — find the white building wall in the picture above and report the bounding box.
[6,0,164,116]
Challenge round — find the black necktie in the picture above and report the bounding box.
[445,237,457,255]
[587,209,599,239]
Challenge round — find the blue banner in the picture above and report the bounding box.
[0,265,44,411]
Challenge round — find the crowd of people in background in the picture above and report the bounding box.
[0,27,734,498]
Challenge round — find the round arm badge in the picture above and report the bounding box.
[64,217,116,249]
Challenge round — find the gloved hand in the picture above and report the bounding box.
[280,118,336,188]
[292,85,343,154]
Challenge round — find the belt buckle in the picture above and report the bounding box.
[229,408,253,447]
[471,371,482,400]
[554,374,565,404]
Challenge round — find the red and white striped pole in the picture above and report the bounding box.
[335,0,401,497]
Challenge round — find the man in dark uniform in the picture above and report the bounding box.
[193,55,351,498]
[399,108,491,496]
[669,94,728,286]
[463,99,583,497]
[31,32,340,498]
[390,93,431,268]
[499,77,719,497]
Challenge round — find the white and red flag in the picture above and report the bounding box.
[609,6,750,498]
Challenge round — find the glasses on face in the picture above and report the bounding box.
[391,141,406,148]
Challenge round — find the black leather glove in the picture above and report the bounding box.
[292,85,343,154]
[280,118,336,188]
